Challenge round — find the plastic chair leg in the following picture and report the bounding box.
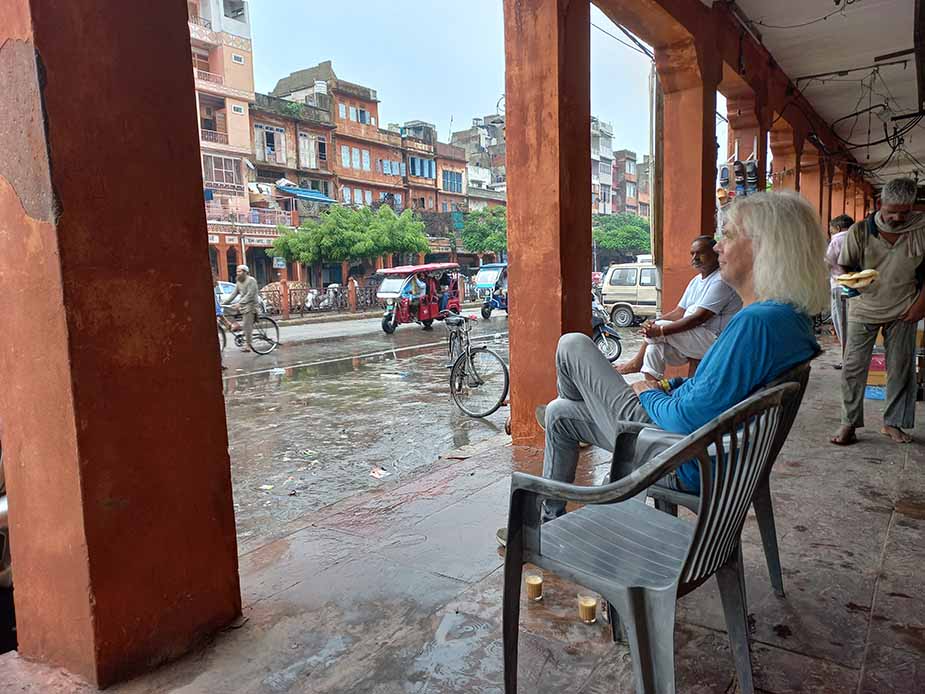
[502,529,524,693]
[752,481,785,597]
[716,554,755,694]
[619,588,678,694]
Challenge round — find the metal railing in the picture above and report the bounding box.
[196,69,224,85]
[189,15,212,29]
[204,203,293,227]
[201,129,229,144]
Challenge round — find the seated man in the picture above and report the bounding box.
[402,272,426,318]
[498,192,827,542]
[619,236,741,381]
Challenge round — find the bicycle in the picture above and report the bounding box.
[217,308,280,355]
[445,314,509,418]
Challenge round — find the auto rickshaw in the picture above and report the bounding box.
[474,262,508,319]
[376,262,463,334]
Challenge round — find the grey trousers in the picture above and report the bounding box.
[542,333,662,521]
[841,319,918,429]
[830,287,845,348]
[242,311,256,348]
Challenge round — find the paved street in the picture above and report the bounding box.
[221,312,639,552]
[222,312,514,552]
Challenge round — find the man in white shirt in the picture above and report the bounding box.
[824,214,855,354]
[618,236,742,381]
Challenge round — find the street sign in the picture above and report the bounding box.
[272,256,286,269]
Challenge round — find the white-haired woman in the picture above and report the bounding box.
[498,191,827,540]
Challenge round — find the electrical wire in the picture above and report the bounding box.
[750,0,862,30]
[617,25,654,60]
[591,22,651,59]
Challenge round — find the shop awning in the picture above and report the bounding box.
[276,185,336,204]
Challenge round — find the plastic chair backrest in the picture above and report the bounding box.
[678,383,794,588]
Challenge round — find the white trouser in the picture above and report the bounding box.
[642,320,717,379]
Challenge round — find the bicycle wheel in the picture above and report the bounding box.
[250,316,280,354]
[446,331,460,367]
[450,347,509,418]
[217,324,227,352]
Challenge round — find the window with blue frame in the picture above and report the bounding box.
[442,170,463,193]
[408,156,435,179]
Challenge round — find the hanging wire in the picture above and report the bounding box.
[750,0,862,30]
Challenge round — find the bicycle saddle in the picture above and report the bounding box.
[445,315,466,327]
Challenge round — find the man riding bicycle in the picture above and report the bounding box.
[224,264,259,352]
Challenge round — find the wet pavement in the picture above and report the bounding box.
[220,313,642,552]
[7,334,923,693]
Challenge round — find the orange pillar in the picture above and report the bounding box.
[799,143,822,220]
[845,177,858,222]
[769,120,803,192]
[0,0,239,686]
[831,166,847,218]
[417,252,426,264]
[657,37,721,309]
[821,158,834,227]
[503,0,591,444]
[340,260,350,284]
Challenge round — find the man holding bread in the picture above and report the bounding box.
[832,177,925,445]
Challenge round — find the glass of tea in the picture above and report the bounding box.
[524,572,544,602]
[577,593,598,624]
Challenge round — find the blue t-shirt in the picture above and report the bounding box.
[638,301,818,491]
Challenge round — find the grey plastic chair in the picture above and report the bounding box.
[502,383,797,694]
[613,359,814,598]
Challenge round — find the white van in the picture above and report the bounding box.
[601,259,659,327]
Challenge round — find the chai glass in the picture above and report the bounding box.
[524,572,544,602]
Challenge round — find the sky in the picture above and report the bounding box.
[249,0,656,157]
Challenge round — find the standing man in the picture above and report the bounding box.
[618,236,742,381]
[832,177,925,445]
[225,264,259,352]
[825,214,855,363]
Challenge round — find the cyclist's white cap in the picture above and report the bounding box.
[236,264,250,273]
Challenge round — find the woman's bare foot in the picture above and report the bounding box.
[831,425,858,446]
[881,425,912,444]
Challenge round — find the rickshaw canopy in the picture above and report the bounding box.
[376,262,460,277]
[375,262,460,300]
[474,263,507,289]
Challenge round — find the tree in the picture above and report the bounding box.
[269,204,429,265]
[461,206,507,254]
[591,212,651,255]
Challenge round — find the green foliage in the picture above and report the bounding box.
[461,207,507,253]
[591,213,651,254]
[283,101,304,118]
[268,205,429,264]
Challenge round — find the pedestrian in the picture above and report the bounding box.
[213,273,228,369]
[831,177,925,446]
[225,264,260,352]
[618,235,741,381]
[824,214,855,365]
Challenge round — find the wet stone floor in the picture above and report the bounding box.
[4,332,924,693]
[219,316,534,552]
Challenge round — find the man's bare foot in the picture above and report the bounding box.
[881,426,912,444]
[617,360,642,375]
[831,425,858,446]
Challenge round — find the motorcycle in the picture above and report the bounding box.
[592,293,622,362]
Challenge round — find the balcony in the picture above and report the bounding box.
[205,201,294,227]
[201,129,229,145]
[196,69,224,85]
[189,15,212,30]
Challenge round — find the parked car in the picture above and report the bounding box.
[600,260,659,327]
[215,281,269,315]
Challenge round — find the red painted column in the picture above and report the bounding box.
[0,0,239,686]
[821,159,834,227]
[831,166,847,217]
[503,0,591,445]
[657,37,721,309]
[799,143,822,220]
[769,120,803,192]
[216,240,230,282]
[846,177,858,221]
